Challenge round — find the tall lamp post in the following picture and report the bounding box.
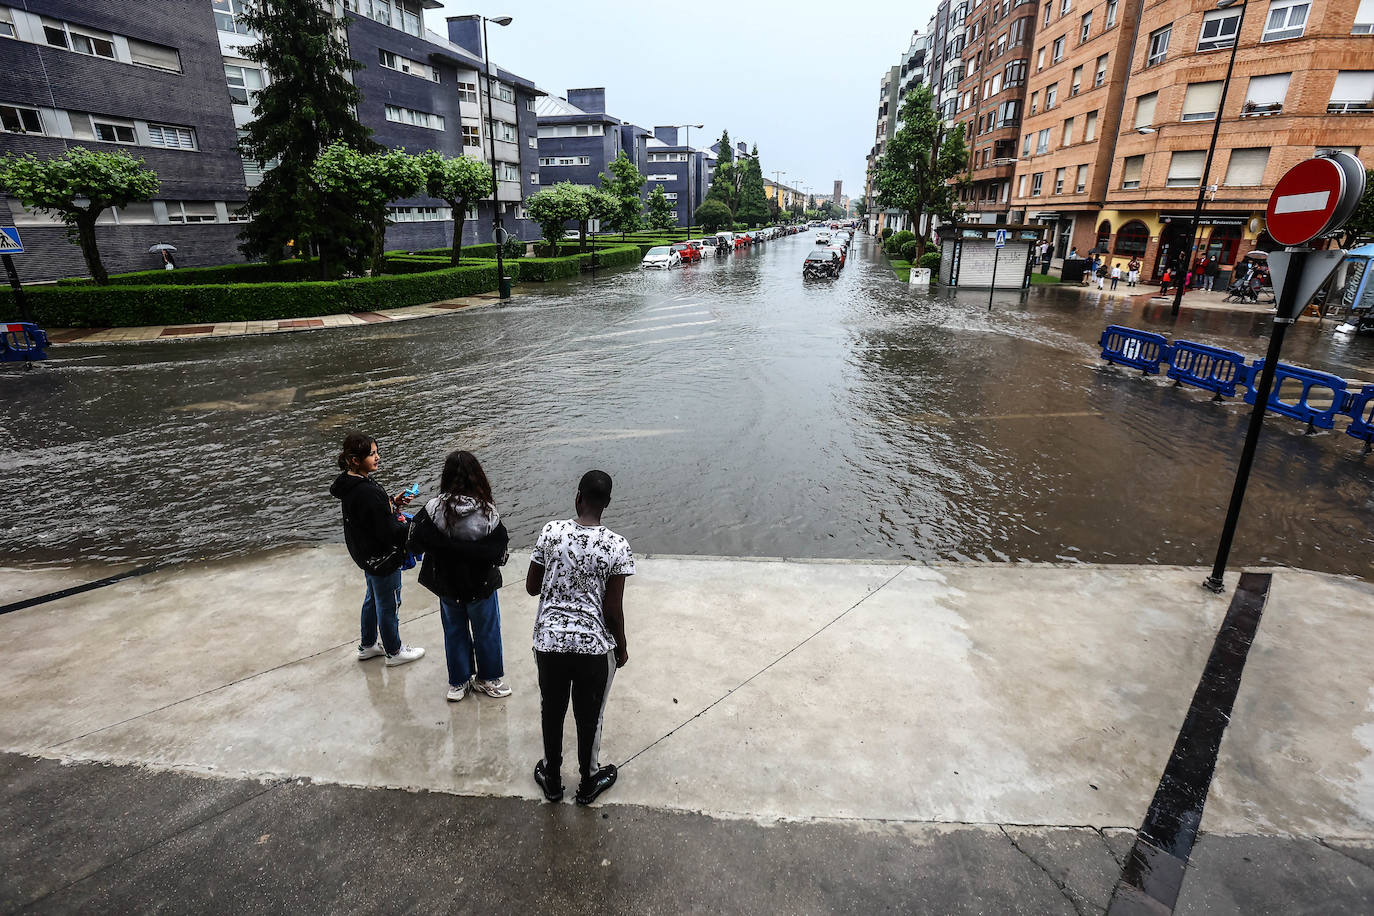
[1171,0,1248,317]
[481,15,513,299]
[772,170,786,222]
[667,123,703,238]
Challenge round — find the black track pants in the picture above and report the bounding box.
[535,649,617,782]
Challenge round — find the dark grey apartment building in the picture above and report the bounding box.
[0,0,543,281]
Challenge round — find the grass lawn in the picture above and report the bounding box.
[1030,273,1065,284]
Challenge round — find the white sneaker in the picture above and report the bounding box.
[471,677,512,698]
[356,643,386,661]
[446,682,469,702]
[384,644,425,667]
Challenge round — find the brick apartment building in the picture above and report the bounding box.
[868,0,1374,283]
[0,0,544,281]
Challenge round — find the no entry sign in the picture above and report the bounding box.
[1265,156,1357,246]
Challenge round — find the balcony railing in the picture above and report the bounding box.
[1328,100,1374,113]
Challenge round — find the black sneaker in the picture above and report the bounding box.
[574,764,618,806]
[534,760,563,802]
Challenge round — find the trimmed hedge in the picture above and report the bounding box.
[506,243,641,282]
[919,251,941,270]
[899,240,919,262]
[886,230,915,253]
[58,260,321,287]
[3,264,499,327]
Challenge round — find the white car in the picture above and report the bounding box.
[815,231,832,245]
[642,245,681,269]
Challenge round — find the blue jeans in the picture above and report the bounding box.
[360,569,403,655]
[440,592,504,688]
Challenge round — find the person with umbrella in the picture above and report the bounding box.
[150,243,176,270]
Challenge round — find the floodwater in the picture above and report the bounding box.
[3,233,1373,577]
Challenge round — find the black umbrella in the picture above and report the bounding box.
[1087,246,1108,255]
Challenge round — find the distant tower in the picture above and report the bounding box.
[832,180,842,204]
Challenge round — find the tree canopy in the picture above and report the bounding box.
[526,182,589,255]
[694,199,733,233]
[0,147,159,283]
[705,129,739,214]
[418,152,493,264]
[600,151,646,239]
[871,85,966,260]
[735,145,769,227]
[236,0,377,267]
[645,186,678,231]
[312,143,424,274]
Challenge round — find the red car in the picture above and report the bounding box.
[672,242,701,263]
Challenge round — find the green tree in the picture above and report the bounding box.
[1338,168,1374,247]
[705,130,739,214]
[237,0,377,270]
[645,185,678,231]
[312,144,424,275]
[525,181,589,256]
[694,199,733,233]
[855,199,870,219]
[600,151,646,239]
[735,146,769,227]
[580,187,617,249]
[0,147,159,284]
[417,151,493,265]
[871,85,967,261]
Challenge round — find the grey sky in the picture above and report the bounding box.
[430,1,935,201]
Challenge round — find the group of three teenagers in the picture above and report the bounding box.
[330,432,633,805]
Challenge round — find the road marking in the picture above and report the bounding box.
[622,312,709,324]
[1272,191,1330,214]
[176,387,299,411]
[302,375,418,398]
[646,303,703,313]
[539,428,686,446]
[570,320,716,342]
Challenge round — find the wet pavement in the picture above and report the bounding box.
[2,233,1372,576]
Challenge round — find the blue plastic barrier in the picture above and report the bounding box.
[0,322,49,364]
[1345,385,1374,448]
[1243,360,1349,430]
[1099,325,1170,374]
[1167,341,1250,398]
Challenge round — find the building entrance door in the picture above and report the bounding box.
[1153,221,1193,280]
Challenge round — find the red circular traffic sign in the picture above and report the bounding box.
[1265,157,1346,246]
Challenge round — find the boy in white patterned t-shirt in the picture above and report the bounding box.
[525,470,635,805]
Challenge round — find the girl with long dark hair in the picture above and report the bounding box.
[408,450,511,701]
[330,431,424,666]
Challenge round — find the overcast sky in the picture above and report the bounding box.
[430,1,936,200]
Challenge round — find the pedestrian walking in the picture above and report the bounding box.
[1204,256,1219,292]
[1069,246,1079,260]
[1095,258,1106,289]
[331,432,424,667]
[1160,267,1172,297]
[526,470,635,806]
[408,450,512,702]
[1128,257,1140,287]
[1110,262,1121,290]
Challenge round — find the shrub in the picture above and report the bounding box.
[886,230,915,253]
[3,264,499,327]
[410,241,526,260]
[919,251,941,270]
[58,260,321,287]
[899,240,919,262]
[880,227,894,241]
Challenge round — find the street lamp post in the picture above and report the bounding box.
[481,15,513,299]
[1171,0,1248,317]
[772,170,786,222]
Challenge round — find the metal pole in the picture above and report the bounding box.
[988,245,999,311]
[1203,246,1305,593]
[2,254,31,323]
[1172,1,1247,317]
[482,17,507,299]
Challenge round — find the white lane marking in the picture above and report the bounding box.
[570,319,717,341]
[540,428,686,446]
[1273,191,1330,214]
[622,312,709,324]
[302,375,419,398]
[647,303,703,313]
[597,332,719,352]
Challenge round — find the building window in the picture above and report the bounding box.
[378,49,439,82]
[1329,71,1374,111]
[1133,92,1158,129]
[93,118,136,144]
[1043,2,1051,25]
[1080,12,1092,43]
[1018,173,1028,196]
[1071,65,1083,94]
[1181,82,1223,121]
[385,104,444,130]
[997,99,1021,127]
[1121,154,1144,189]
[1075,164,1088,192]
[495,82,514,103]
[1051,35,1065,62]
[1224,148,1270,186]
[1146,25,1170,66]
[1166,150,1206,187]
[461,124,480,147]
[46,22,118,59]
[1106,0,1118,28]
[1022,133,1032,155]
[1084,109,1097,141]
[1036,128,1050,154]
[530,172,538,185]
[1062,116,1074,144]
[1030,90,1039,113]
[212,0,253,35]
[1031,172,1044,195]
[147,123,196,150]
[1243,72,1290,114]
[1037,46,1046,70]
[165,201,220,224]
[1262,0,1309,42]
[1356,0,1374,33]
[0,9,13,39]
[0,104,43,134]
[1054,167,1065,193]
[528,136,537,149]
[1060,0,1071,13]
[498,161,519,182]
[1198,8,1242,51]
[225,64,264,105]
[1115,220,1148,254]
[457,81,478,103]
[1046,83,1058,109]
[1095,53,1108,86]
[486,119,516,142]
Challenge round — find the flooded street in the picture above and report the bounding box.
[3,233,1372,576]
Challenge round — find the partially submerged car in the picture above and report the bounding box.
[803,249,842,279]
[642,245,681,269]
[672,241,701,263]
[815,230,832,245]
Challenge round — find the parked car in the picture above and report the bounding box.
[715,231,739,250]
[826,244,847,268]
[673,241,701,263]
[803,249,842,279]
[642,245,681,269]
[815,231,832,245]
[694,237,725,256]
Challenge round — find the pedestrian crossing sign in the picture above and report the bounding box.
[994,229,1007,249]
[0,227,22,254]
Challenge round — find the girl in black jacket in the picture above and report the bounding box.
[330,431,424,667]
[408,450,510,702]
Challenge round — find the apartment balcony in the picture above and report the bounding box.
[970,160,1017,181]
